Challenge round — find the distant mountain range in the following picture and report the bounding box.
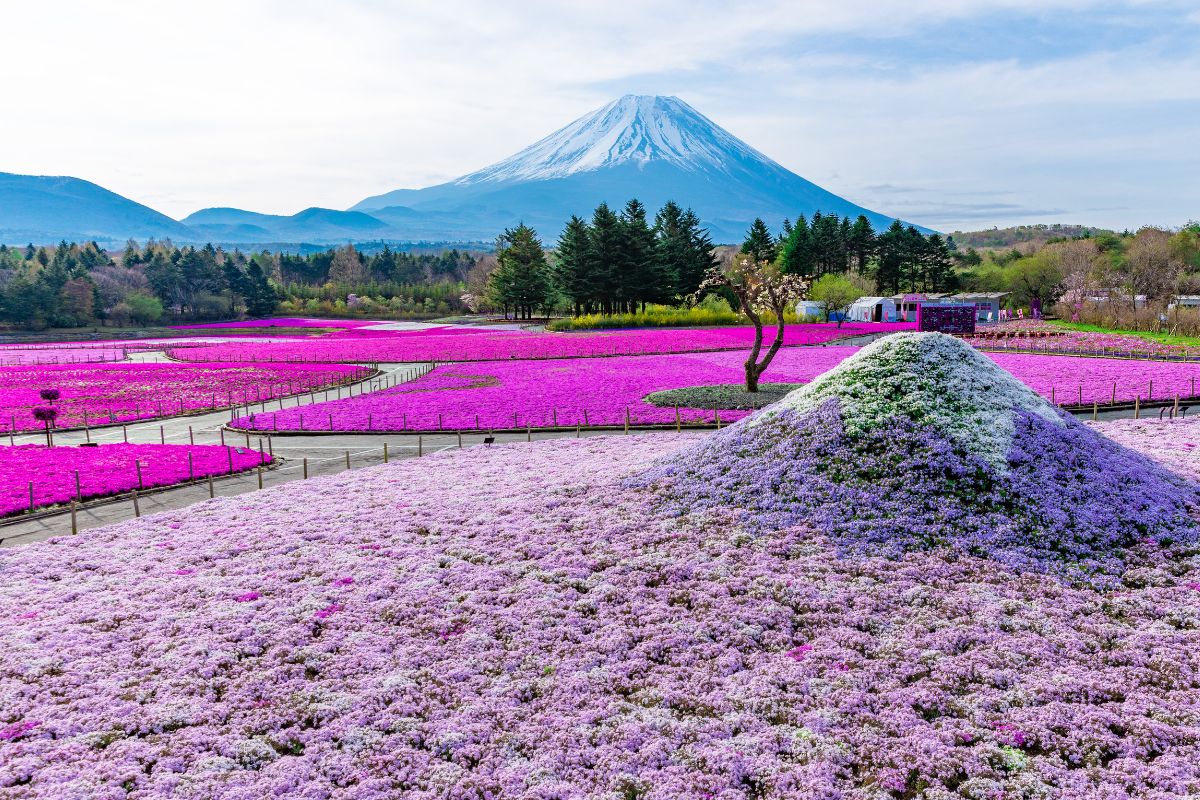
[1,95,927,247]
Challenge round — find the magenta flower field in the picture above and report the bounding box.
[0,362,371,432]
[0,346,128,365]
[168,322,910,363]
[0,444,272,516]
[231,346,1200,432]
[172,317,384,330]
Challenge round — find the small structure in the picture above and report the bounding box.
[846,296,898,323]
[891,293,953,322]
[796,299,846,322]
[1168,295,1200,310]
[918,303,976,334]
[795,300,824,320]
[949,292,1009,323]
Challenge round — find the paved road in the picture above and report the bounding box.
[0,362,658,547]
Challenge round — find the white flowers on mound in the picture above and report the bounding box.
[751,332,1066,466]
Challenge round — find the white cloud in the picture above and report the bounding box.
[0,0,1195,231]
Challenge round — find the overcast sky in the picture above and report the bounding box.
[3,0,1197,232]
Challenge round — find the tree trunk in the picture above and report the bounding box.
[743,306,764,393]
[744,361,760,392]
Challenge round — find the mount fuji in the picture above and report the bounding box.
[351,95,928,242]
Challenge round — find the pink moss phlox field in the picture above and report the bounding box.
[0,444,272,516]
[2,436,1198,797]
[0,347,127,366]
[966,320,1196,358]
[1091,417,1200,481]
[168,322,911,363]
[0,362,370,432]
[172,317,384,330]
[232,349,853,431]
[231,346,1200,432]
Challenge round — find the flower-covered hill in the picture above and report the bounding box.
[639,333,1200,584]
[3,432,1200,798]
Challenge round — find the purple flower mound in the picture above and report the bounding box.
[637,334,1200,585]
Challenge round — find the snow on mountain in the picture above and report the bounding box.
[454,95,778,184]
[353,95,931,241]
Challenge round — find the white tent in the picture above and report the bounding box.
[846,297,898,323]
[795,300,825,319]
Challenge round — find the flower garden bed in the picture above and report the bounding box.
[964,320,1199,358]
[172,317,385,330]
[1,422,1198,796]
[228,346,1200,433]
[0,362,372,433]
[166,322,911,364]
[0,443,271,517]
[0,346,128,366]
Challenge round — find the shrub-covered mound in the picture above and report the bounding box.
[638,332,1200,584]
[645,383,805,410]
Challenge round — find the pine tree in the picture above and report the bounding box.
[620,199,658,311]
[848,215,876,276]
[554,216,594,315]
[777,214,815,277]
[658,205,718,300]
[487,224,553,320]
[589,203,624,314]
[873,220,907,295]
[903,225,928,292]
[741,218,777,263]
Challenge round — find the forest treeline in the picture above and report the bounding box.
[2,212,1197,331]
[0,240,478,329]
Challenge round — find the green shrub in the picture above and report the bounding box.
[547,304,802,331]
[644,383,804,410]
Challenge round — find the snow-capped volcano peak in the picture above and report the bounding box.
[455,95,779,185]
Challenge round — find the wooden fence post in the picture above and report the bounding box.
[75,470,82,502]
[303,458,309,479]
[132,490,140,517]
[383,443,389,463]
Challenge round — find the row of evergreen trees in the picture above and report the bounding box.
[485,200,719,317]
[486,204,961,320]
[741,213,958,294]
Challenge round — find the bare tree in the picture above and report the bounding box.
[699,258,808,392]
[328,244,369,285]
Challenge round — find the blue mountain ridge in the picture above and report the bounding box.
[1,95,930,246]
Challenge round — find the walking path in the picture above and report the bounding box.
[0,362,618,546]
